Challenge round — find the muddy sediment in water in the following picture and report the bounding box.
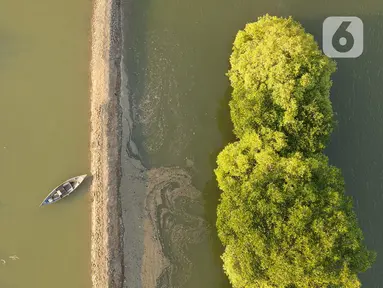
[90,0,124,287]
[119,25,210,286]
[89,0,212,286]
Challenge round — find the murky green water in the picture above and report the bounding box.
[123,0,383,287]
[0,1,91,287]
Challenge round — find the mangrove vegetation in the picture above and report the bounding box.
[215,15,375,288]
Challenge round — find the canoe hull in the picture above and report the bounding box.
[40,175,87,206]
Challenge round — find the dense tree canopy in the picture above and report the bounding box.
[216,15,375,288]
[228,15,336,155]
[216,132,375,288]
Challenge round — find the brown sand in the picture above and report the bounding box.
[141,217,169,288]
[90,0,124,287]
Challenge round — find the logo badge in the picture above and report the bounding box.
[323,16,364,58]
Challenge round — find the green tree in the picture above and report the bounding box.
[215,132,375,288]
[228,15,336,155]
[216,15,375,287]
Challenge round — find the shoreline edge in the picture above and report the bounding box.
[90,0,124,287]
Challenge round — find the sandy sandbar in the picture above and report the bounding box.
[90,0,124,287]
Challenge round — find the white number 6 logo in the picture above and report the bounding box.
[323,17,364,59]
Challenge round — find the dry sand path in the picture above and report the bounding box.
[90,0,124,287]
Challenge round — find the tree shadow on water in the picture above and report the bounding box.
[200,86,235,288]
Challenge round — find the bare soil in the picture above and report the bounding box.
[90,0,124,287]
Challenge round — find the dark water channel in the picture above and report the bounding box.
[121,0,383,286]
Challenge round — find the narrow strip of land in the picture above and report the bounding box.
[90,0,123,287]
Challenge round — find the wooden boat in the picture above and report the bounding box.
[40,175,87,206]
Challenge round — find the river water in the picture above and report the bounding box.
[121,0,383,287]
[0,1,91,287]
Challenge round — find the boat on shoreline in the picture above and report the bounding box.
[40,175,87,206]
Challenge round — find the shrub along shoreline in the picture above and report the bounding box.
[215,15,375,288]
